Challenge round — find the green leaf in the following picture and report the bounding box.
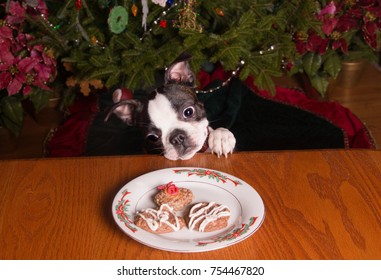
[324,52,342,79]
[302,53,322,77]
[0,96,24,136]
[310,74,329,96]
[29,90,51,113]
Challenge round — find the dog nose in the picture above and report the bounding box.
[170,131,186,146]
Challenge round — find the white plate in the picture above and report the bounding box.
[112,167,265,252]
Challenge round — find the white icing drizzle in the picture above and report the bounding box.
[188,202,231,232]
[137,204,181,232]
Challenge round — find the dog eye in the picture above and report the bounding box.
[146,134,159,142]
[183,106,195,118]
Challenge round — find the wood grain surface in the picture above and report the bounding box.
[1,150,380,260]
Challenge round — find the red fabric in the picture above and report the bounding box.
[198,65,376,149]
[46,94,99,157]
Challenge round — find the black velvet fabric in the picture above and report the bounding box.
[198,78,344,151]
[84,91,145,156]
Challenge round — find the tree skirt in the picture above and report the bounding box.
[45,67,376,157]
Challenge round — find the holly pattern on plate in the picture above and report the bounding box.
[196,216,258,246]
[173,168,242,186]
[115,190,137,233]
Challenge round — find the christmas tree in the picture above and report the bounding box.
[28,0,318,96]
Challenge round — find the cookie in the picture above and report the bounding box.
[134,204,185,234]
[154,181,194,211]
[187,202,230,232]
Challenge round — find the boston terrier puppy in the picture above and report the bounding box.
[105,56,235,160]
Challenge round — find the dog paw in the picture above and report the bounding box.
[208,127,236,158]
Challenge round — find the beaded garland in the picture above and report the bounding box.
[195,60,246,94]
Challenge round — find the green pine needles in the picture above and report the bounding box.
[37,0,318,94]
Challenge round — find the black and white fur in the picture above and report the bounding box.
[105,57,235,160]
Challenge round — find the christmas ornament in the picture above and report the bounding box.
[108,6,128,34]
[142,0,148,31]
[215,8,224,16]
[173,0,202,33]
[160,20,167,28]
[140,2,178,40]
[131,3,138,17]
[91,36,98,45]
[152,0,167,7]
[75,0,82,10]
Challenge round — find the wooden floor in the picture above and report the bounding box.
[1,61,380,160]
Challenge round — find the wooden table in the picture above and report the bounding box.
[1,150,380,260]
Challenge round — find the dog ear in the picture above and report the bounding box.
[164,53,195,87]
[104,89,143,125]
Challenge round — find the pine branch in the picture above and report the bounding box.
[25,14,69,52]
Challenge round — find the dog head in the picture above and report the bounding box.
[105,56,209,160]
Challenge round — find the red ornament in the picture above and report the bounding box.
[75,0,82,10]
[160,20,167,28]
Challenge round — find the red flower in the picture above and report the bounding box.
[336,14,358,33]
[5,0,49,24]
[294,32,308,54]
[157,181,179,196]
[166,184,179,195]
[294,0,381,57]
[319,1,336,16]
[306,33,329,55]
[361,7,381,49]
[318,1,338,35]
[0,25,56,96]
[331,32,348,54]
[4,0,26,25]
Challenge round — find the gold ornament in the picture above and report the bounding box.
[215,8,224,16]
[173,0,203,33]
[131,4,138,17]
[91,36,98,45]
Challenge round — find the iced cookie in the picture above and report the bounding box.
[134,204,185,234]
[187,202,231,232]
